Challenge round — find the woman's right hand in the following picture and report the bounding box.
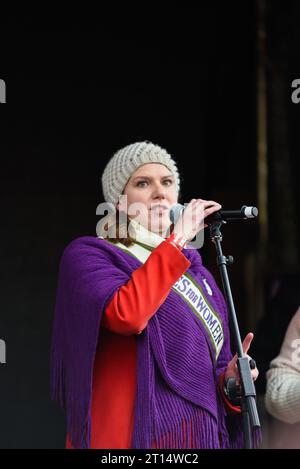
[173,199,222,242]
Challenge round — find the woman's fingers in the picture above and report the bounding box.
[192,201,221,219]
[189,199,222,219]
[242,332,254,355]
[195,199,221,209]
[227,333,255,370]
[190,199,221,208]
[203,205,222,218]
[176,199,222,240]
[226,354,259,384]
[251,367,259,381]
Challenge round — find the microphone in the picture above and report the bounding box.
[169,203,258,225]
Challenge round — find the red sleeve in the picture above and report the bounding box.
[218,372,242,415]
[101,240,191,335]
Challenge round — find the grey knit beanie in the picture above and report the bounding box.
[101,141,180,206]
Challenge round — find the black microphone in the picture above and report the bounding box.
[169,203,258,225]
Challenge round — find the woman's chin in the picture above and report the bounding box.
[150,223,172,237]
[147,214,171,234]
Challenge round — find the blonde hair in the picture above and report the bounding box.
[100,210,135,247]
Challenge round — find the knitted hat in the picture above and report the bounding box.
[101,141,180,206]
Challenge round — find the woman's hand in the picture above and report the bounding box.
[173,198,221,242]
[225,332,259,383]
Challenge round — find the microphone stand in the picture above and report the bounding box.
[209,219,261,449]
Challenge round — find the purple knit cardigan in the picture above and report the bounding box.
[50,236,247,449]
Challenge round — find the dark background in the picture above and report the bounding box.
[0,3,300,448]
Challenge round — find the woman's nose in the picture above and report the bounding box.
[152,189,166,200]
[151,183,167,199]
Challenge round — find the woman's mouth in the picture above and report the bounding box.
[150,204,169,212]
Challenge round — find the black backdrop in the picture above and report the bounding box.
[1,4,298,449]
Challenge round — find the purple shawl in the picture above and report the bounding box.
[50,236,249,449]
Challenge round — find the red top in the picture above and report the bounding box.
[66,239,240,449]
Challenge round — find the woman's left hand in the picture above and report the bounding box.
[225,332,259,383]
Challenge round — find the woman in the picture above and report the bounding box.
[50,141,258,449]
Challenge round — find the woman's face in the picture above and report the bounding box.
[118,163,178,236]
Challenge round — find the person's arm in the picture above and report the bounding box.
[101,237,191,335]
[265,306,300,424]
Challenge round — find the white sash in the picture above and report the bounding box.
[103,238,224,360]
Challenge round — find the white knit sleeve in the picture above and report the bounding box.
[265,307,300,424]
[265,367,300,424]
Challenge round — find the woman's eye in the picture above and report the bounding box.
[136,179,172,187]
